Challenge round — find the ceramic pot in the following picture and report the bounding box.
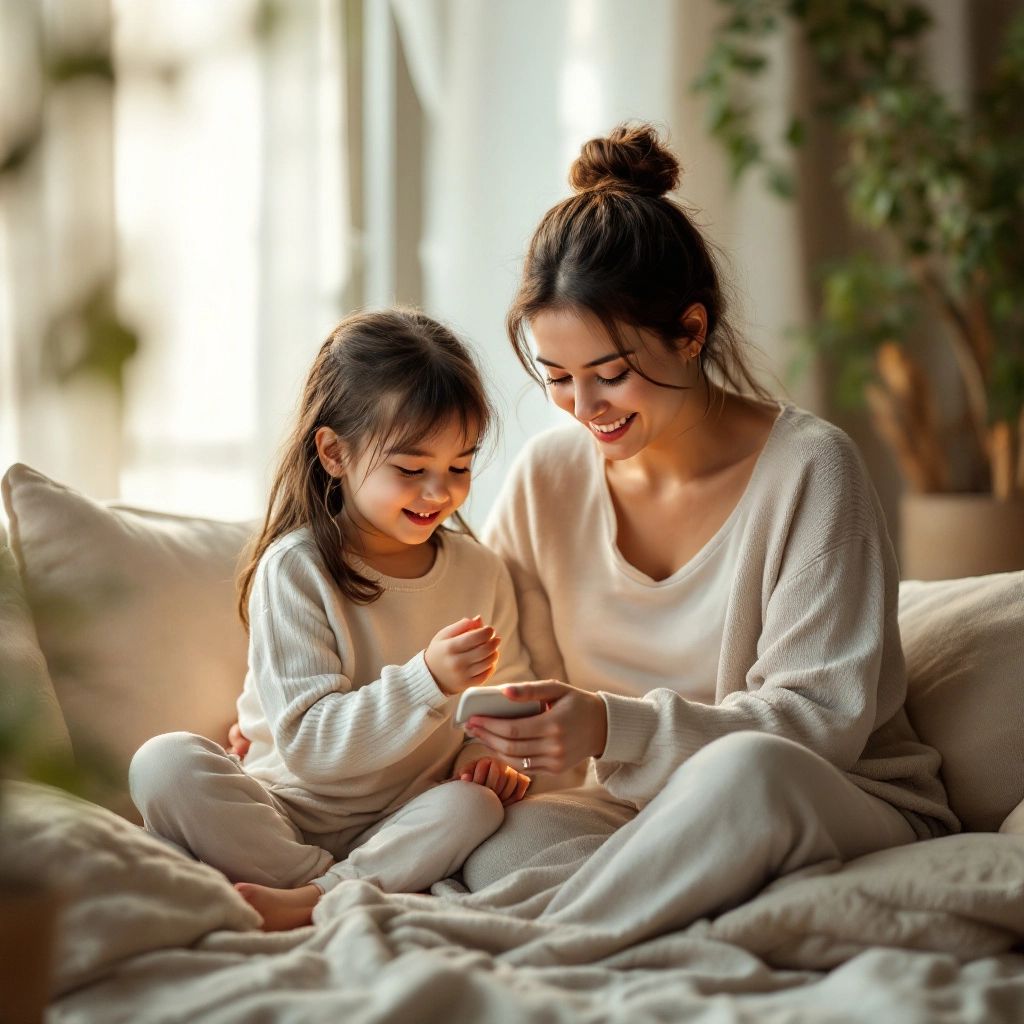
[900,493,1024,580]
[0,879,60,1024]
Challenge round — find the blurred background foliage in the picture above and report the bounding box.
[696,0,1024,496]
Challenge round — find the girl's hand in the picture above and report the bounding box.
[464,682,608,775]
[227,722,251,758]
[425,615,501,695]
[456,757,531,806]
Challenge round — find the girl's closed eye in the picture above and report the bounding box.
[394,465,473,476]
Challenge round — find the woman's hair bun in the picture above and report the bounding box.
[569,122,680,197]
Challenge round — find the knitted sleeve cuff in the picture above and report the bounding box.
[390,650,450,713]
[597,691,661,766]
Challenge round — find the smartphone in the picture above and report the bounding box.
[454,686,545,726]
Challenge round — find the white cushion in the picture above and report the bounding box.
[2,463,253,819]
[899,571,1024,833]
[1,781,260,995]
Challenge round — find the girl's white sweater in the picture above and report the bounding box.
[236,527,531,833]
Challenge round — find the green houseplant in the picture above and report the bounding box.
[695,0,1024,575]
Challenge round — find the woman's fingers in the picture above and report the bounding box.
[502,681,570,704]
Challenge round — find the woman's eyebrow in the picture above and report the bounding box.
[536,350,633,369]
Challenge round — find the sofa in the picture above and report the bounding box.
[3,460,1024,1023]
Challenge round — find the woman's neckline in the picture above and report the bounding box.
[594,401,791,587]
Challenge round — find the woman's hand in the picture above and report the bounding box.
[227,722,251,759]
[455,757,531,806]
[464,681,608,775]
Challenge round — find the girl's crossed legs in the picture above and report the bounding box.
[130,732,505,929]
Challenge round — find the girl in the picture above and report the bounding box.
[130,309,532,931]
[457,123,958,954]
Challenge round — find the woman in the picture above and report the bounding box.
[455,122,957,953]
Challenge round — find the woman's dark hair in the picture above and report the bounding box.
[507,122,770,400]
[237,308,492,628]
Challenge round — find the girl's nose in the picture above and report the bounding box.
[423,479,450,504]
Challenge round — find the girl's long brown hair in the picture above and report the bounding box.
[507,122,772,401]
[237,308,493,629]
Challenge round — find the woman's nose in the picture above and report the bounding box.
[573,384,605,423]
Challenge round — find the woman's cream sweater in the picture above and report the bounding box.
[484,404,958,838]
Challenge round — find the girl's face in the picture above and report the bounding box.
[336,417,477,558]
[531,307,703,461]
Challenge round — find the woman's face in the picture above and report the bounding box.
[530,307,703,461]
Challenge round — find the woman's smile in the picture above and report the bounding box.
[589,412,636,442]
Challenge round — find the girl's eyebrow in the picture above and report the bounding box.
[536,350,634,369]
[387,444,480,458]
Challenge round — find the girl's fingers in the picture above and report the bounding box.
[495,769,517,802]
[508,773,531,803]
[448,625,496,653]
[436,616,483,641]
[466,650,500,675]
[461,640,500,666]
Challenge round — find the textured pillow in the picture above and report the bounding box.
[2,464,253,819]
[899,571,1024,833]
[1,781,260,996]
[707,832,1024,969]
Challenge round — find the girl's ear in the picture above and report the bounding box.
[678,303,708,360]
[315,426,348,478]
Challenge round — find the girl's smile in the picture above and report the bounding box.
[402,508,442,525]
[331,416,478,573]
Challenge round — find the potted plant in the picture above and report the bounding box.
[0,700,64,1024]
[0,544,112,1024]
[694,0,1024,578]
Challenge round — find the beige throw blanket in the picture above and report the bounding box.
[5,783,1023,1023]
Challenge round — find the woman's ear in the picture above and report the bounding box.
[315,426,347,478]
[679,303,708,360]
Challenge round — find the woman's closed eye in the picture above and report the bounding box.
[545,369,632,387]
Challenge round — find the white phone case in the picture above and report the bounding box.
[454,686,545,726]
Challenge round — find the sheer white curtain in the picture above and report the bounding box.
[115,0,350,518]
[1,0,351,519]
[391,0,819,527]
[0,0,123,499]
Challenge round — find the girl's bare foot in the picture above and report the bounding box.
[235,882,321,932]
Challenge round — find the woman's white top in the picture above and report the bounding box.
[484,404,958,837]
